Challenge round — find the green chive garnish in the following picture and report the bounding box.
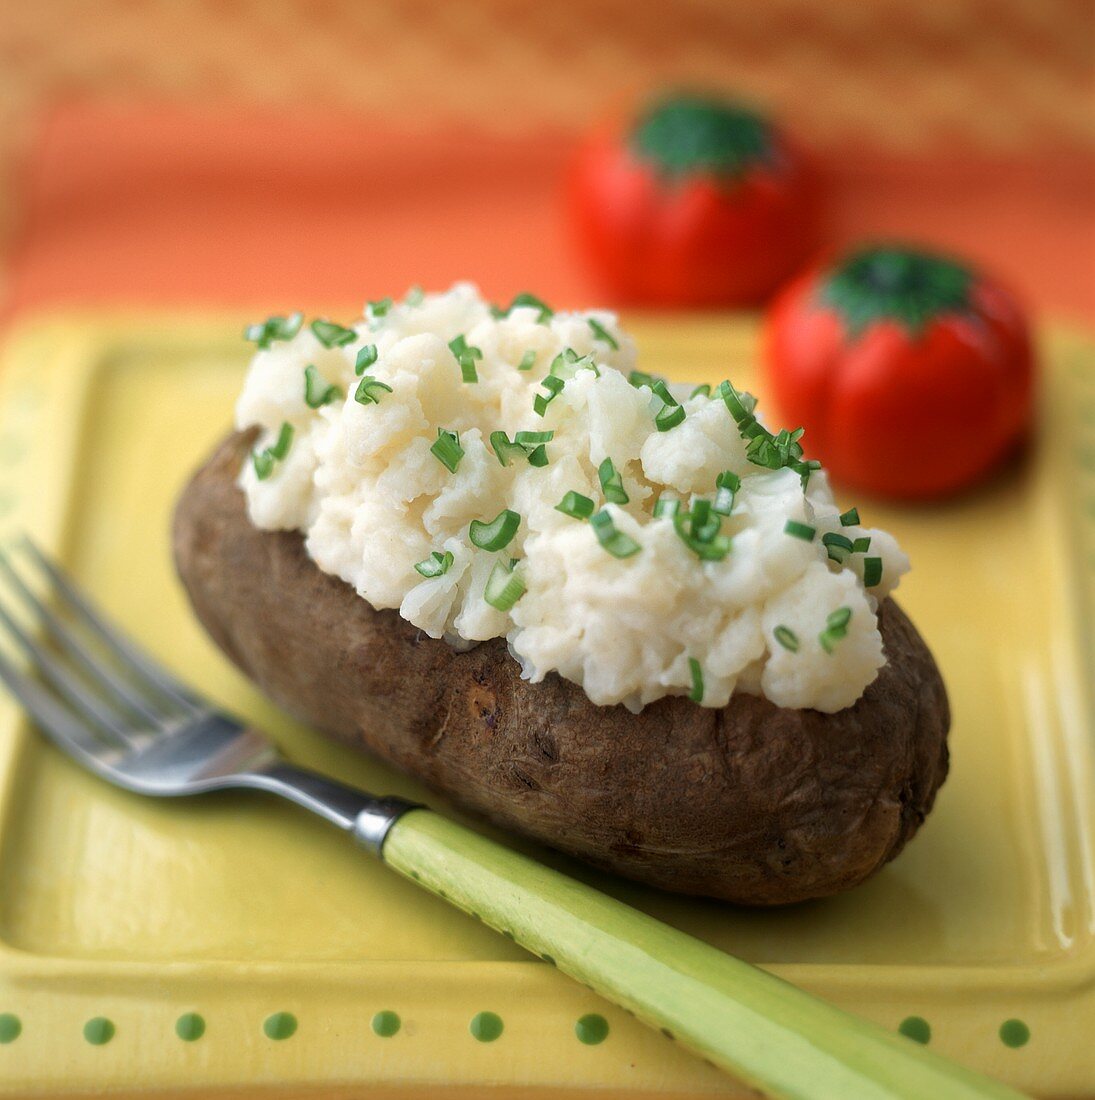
[587,318,619,350]
[713,470,741,516]
[355,344,378,374]
[534,374,566,416]
[430,427,464,472]
[415,550,454,579]
[863,557,883,587]
[651,380,686,432]
[484,558,527,610]
[628,370,660,390]
[653,495,680,519]
[774,625,799,652]
[784,520,816,541]
[251,422,294,480]
[590,510,641,559]
[673,505,732,561]
[518,349,537,371]
[818,607,852,654]
[549,347,598,380]
[504,292,553,323]
[718,379,816,483]
[490,430,553,467]
[840,507,860,527]
[690,384,712,399]
[490,431,526,467]
[368,297,393,319]
[555,491,595,520]
[448,334,483,383]
[310,318,356,348]
[470,509,521,552]
[823,528,858,554]
[852,536,872,554]
[304,364,342,408]
[244,312,303,349]
[688,658,704,703]
[354,376,393,405]
[405,286,424,306]
[598,458,629,504]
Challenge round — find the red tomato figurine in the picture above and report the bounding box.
[569,92,815,307]
[763,245,1034,500]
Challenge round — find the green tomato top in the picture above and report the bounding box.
[819,246,974,337]
[630,93,773,178]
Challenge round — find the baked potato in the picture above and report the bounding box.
[173,429,950,906]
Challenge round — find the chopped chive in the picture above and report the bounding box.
[784,520,816,541]
[414,550,454,579]
[526,444,549,467]
[244,311,303,349]
[863,557,883,587]
[304,364,342,408]
[405,286,424,306]
[690,384,712,399]
[713,470,741,516]
[470,509,521,552]
[355,344,378,374]
[598,458,629,504]
[514,430,553,446]
[650,380,686,432]
[518,349,537,371]
[368,297,393,319]
[251,422,294,480]
[555,491,595,520]
[484,558,527,611]
[533,374,565,416]
[852,536,872,554]
[430,427,464,472]
[448,334,483,383]
[774,625,799,652]
[550,347,598,380]
[587,318,619,350]
[719,379,817,480]
[628,370,660,390]
[590,510,641,559]
[818,607,853,654]
[506,292,553,323]
[688,658,704,703]
[354,376,393,405]
[840,507,860,527]
[310,318,357,348]
[718,379,759,424]
[822,532,854,553]
[489,431,525,466]
[673,507,732,561]
[653,495,681,519]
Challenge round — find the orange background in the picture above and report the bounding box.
[1,0,1092,322]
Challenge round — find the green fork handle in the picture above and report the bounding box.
[380,809,1026,1100]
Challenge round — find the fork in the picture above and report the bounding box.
[0,537,1022,1100]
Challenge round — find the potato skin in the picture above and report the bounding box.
[173,431,950,906]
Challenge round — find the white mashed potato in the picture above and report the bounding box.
[236,284,909,713]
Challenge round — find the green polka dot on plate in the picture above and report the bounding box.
[175,1013,205,1042]
[371,1010,400,1038]
[575,1013,609,1045]
[83,1017,115,1045]
[898,1016,931,1045]
[0,1014,20,1043]
[999,1019,1030,1048]
[263,1012,297,1040]
[469,1011,503,1042]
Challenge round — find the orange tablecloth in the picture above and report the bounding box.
[5,102,1094,322]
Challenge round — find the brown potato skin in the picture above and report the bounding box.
[173,431,950,906]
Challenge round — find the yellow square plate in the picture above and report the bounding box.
[0,313,1092,1098]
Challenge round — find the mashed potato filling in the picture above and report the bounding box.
[236,284,909,713]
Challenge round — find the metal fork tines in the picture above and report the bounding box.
[0,539,210,763]
[0,536,416,847]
